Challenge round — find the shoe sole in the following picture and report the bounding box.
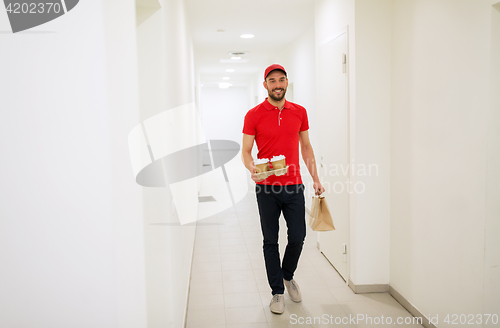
[270,309,284,314]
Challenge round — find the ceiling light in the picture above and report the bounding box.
[223,77,230,80]
[240,34,254,39]
[231,56,241,60]
[219,59,248,64]
[226,69,235,72]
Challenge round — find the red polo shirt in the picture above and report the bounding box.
[242,98,309,185]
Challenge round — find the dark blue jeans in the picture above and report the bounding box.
[255,184,306,295]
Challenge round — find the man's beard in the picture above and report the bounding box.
[268,87,286,102]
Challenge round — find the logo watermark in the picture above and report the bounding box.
[3,0,79,33]
[128,103,248,225]
[299,160,379,195]
[290,313,423,325]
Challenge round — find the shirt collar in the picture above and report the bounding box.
[263,97,290,111]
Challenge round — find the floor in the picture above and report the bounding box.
[186,183,424,328]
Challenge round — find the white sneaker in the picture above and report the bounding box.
[269,294,285,314]
[284,279,302,302]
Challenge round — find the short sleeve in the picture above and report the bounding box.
[242,110,256,135]
[299,107,309,131]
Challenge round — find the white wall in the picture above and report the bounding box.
[315,0,392,286]
[314,0,360,282]
[0,0,147,327]
[390,0,494,320]
[353,0,392,285]
[200,86,249,144]
[247,75,260,109]
[136,0,197,327]
[485,3,500,321]
[315,6,499,320]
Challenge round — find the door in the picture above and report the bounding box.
[317,29,349,281]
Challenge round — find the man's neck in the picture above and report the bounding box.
[267,97,286,109]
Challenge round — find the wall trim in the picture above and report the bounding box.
[348,279,389,293]
[183,224,197,328]
[389,286,437,328]
[348,282,437,328]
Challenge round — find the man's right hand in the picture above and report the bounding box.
[242,134,265,182]
[250,166,265,182]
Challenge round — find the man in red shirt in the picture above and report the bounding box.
[242,64,325,314]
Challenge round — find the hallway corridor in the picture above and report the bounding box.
[185,180,424,328]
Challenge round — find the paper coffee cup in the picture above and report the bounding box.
[271,155,286,170]
[254,158,269,173]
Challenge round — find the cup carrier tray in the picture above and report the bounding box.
[255,166,289,180]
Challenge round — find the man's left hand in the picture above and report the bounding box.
[313,181,325,196]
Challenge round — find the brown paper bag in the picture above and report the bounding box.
[309,196,335,231]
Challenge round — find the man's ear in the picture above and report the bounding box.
[263,80,268,89]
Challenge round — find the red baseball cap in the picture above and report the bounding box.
[264,64,287,79]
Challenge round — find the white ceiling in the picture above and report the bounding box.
[184,0,315,87]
